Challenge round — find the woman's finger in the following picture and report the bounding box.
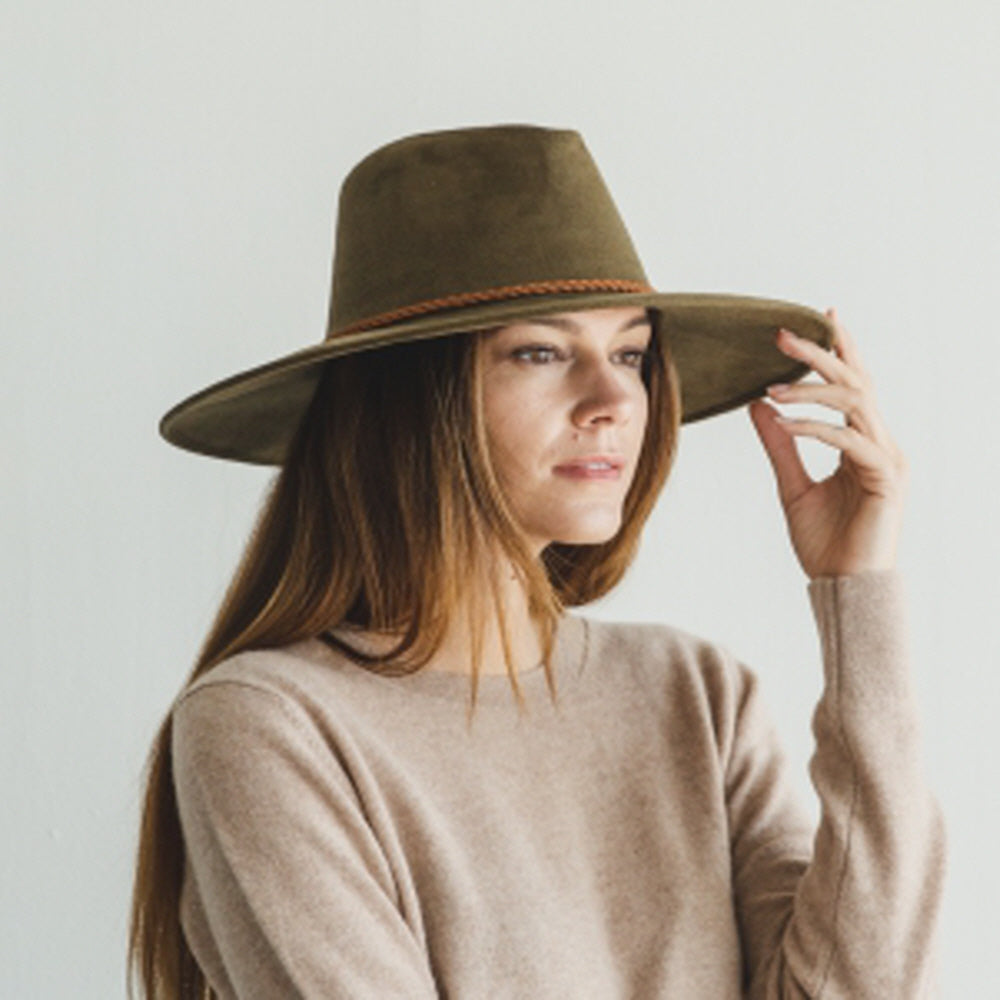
[767,380,882,440]
[776,326,865,391]
[772,416,900,495]
[826,307,869,379]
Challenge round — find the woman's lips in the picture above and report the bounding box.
[552,456,624,480]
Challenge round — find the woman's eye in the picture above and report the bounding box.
[512,345,562,364]
[619,348,648,369]
[509,345,648,367]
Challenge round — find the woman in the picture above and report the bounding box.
[129,125,945,998]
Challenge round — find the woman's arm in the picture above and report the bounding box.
[727,569,946,997]
[171,680,440,1000]
[735,310,946,991]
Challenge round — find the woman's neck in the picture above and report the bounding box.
[426,565,543,676]
[331,560,544,677]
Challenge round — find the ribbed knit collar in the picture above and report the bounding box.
[313,612,591,706]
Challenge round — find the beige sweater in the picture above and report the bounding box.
[172,569,946,998]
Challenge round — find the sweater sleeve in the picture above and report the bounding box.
[727,569,947,999]
[171,680,439,1000]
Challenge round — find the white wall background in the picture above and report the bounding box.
[3,1,997,995]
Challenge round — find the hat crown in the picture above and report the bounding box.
[328,125,649,335]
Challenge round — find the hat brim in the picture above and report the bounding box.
[160,291,834,465]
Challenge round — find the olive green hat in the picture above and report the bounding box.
[160,124,833,465]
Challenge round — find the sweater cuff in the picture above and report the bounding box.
[806,568,917,736]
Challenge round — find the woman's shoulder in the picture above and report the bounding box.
[173,638,340,720]
[571,614,760,755]
[575,612,753,700]
[578,611,737,663]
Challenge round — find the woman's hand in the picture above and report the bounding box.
[747,308,908,580]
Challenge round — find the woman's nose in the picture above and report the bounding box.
[570,361,634,427]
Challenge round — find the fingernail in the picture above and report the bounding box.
[768,383,789,395]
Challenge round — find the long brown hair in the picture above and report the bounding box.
[127,311,682,998]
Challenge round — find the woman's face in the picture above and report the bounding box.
[479,305,652,555]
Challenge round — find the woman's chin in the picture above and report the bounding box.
[542,516,624,549]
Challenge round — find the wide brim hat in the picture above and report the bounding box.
[160,124,834,465]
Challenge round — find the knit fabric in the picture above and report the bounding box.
[172,569,946,998]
